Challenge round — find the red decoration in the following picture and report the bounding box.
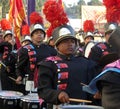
[46,25,54,37]
[103,0,120,23]
[1,18,12,30]
[29,12,43,25]
[83,20,94,32]
[103,0,117,7]
[21,24,30,36]
[43,0,69,37]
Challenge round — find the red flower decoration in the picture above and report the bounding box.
[43,0,69,37]
[29,12,43,25]
[1,18,12,30]
[21,24,30,36]
[83,20,94,32]
[103,0,120,23]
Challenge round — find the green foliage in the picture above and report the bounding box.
[0,0,9,18]
[88,0,103,5]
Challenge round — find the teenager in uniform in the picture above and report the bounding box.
[37,24,98,108]
[15,12,57,94]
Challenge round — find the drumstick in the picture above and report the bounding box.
[9,76,16,81]
[69,98,92,103]
[9,76,22,84]
[80,82,87,86]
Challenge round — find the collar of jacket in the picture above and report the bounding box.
[57,52,74,61]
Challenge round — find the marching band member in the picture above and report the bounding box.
[15,12,57,94]
[37,24,98,108]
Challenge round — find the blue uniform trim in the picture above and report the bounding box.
[83,67,120,94]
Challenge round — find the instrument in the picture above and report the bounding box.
[0,91,23,109]
[20,93,40,109]
[69,98,92,103]
[61,105,104,109]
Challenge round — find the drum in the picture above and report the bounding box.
[20,93,40,109]
[0,90,23,109]
[61,105,104,109]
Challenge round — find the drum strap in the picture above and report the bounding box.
[24,44,37,72]
[24,44,37,88]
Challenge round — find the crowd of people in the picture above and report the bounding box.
[0,8,120,109]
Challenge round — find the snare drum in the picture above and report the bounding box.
[20,93,40,109]
[0,90,23,109]
[61,105,104,109]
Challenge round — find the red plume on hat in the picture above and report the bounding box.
[83,20,94,32]
[1,18,12,30]
[43,0,69,37]
[103,0,120,23]
[29,12,43,25]
[21,24,30,36]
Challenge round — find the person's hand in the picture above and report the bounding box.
[58,91,69,103]
[16,76,22,84]
[8,39,15,46]
[93,91,101,99]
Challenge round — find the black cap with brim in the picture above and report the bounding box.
[84,35,94,40]
[21,39,32,43]
[55,35,77,46]
[3,33,12,39]
[31,29,46,37]
[52,24,77,46]
[30,24,46,37]
[3,30,13,39]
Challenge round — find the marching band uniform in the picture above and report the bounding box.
[88,24,118,67]
[16,12,57,94]
[37,24,97,108]
[0,35,17,90]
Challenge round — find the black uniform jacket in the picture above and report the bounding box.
[89,42,115,65]
[16,43,57,80]
[37,53,97,105]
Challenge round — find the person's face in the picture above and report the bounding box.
[57,38,76,55]
[32,30,45,43]
[49,39,55,47]
[21,40,31,46]
[84,36,93,45]
[4,34,12,42]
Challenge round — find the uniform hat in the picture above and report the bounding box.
[3,30,12,39]
[30,24,45,36]
[52,24,77,46]
[83,20,94,40]
[43,0,69,40]
[1,18,12,38]
[108,28,120,56]
[29,12,45,37]
[105,23,117,35]
[21,35,32,43]
[21,24,31,43]
[99,27,120,66]
[84,32,94,40]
